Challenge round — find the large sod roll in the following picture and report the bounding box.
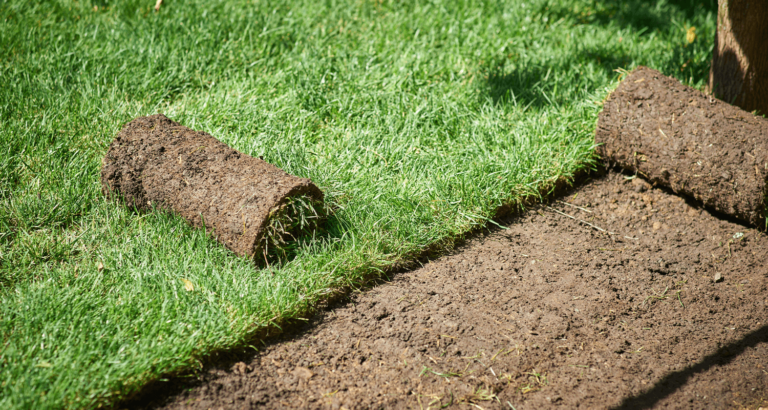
[101,114,324,264]
[596,66,768,226]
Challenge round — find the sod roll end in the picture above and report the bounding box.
[101,114,324,263]
[596,66,768,226]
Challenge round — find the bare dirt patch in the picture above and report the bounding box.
[136,172,768,409]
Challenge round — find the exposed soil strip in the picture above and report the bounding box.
[138,172,768,409]
[101,114,324,262]
[597,66,768,226]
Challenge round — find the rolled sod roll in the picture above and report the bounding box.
[596,66,768,225]
[101,114,324,263]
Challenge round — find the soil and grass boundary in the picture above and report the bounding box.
[0,0,719,408]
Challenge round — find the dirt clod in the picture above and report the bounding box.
[232,362,249,375]
[292,367,314,381]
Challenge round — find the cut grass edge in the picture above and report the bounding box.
[257,194,329,268]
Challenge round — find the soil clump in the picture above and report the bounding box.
[597,66,768,226]
[137,172,768,409]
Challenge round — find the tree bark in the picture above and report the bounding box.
[709,0,768,115]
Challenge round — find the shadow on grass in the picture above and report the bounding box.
[482,46,634,109]
[544,0,715,32]
[484,61,562,109]
[483,0,715,109]
[613,323,768,409]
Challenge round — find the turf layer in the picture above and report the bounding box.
[0,0,715,408]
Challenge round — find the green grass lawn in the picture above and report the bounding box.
[0,0,715,407]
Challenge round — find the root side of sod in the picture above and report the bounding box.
[101,114,325,266]
[597,66,768,227]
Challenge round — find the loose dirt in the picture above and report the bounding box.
[136,172,768,409]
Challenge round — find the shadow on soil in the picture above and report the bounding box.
[610,164,764,230]
[121,315,343,409]
[614,323,768,410]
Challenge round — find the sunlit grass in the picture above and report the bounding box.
[0,0,715,407]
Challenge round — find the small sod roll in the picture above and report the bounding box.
[596,66,768,226]
[101,114,324,264]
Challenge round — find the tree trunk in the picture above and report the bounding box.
[708,0,768,115]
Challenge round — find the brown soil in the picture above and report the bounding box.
[134,172,768,410]
[101,114,323,260]
[596,66,768,226]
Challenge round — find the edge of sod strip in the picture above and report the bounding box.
[115,165,595,408]
[3,102,601,410]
